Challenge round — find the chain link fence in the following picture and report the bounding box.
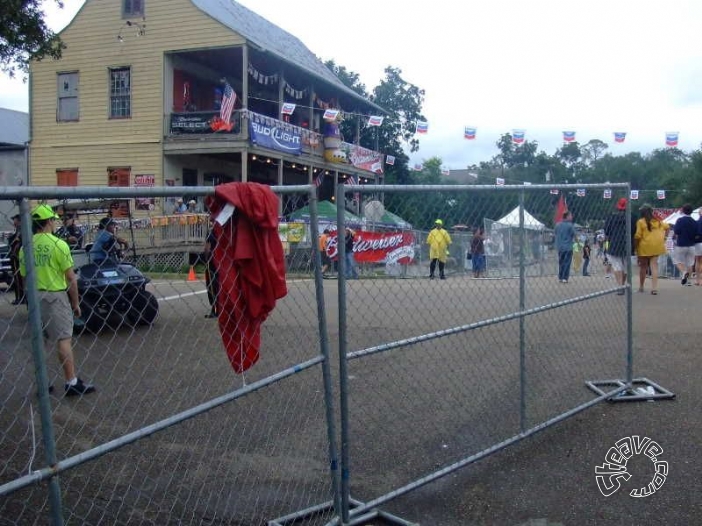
[0,182,670,525]
[0,185,341,526]
[326,182,664,524]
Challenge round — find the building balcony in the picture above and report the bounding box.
[164,109,384,176]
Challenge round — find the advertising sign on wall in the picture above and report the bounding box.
[134,174,156,211]
[249,114,302,155]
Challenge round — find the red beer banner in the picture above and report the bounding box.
[326,230,415,264]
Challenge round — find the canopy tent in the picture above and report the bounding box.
[483,205,548,277]
[493,206,545,230]
[375,209,413,229]
[288,200,362,225]
[662,207,701,224]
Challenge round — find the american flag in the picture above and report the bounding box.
[314,172,324,187]
[665,132,679,147]
[464,127,476,140]
[368,115,383,126]
[385,155,395,166]
[657,190,666,200]
[630,190,639,200]
[220,82,236,124]
[496,177,505,186]
[576,188,586,197]
[563,131,576,143]
[416,121,428,134]
[614,132,626,143]
[345,175,359,201]
[413,163,423,171]
[550,188,559,195]
[604,189,612,199]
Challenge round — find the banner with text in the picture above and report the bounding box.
[249,114,302,155]
[326,230,415,264]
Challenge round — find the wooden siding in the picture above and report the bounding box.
[31,143,160,187]
[30,0,245,186]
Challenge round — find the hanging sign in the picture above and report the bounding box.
[249,114,302,155]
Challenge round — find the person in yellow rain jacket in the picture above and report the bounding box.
[426,219,452,280]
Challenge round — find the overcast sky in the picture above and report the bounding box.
[3,0,702,171]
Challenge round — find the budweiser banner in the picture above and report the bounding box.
[326,230,415,264]
[348,144,384,174]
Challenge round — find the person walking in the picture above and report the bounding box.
[695,213,702,286]
[582,240,591,276]
[604,198,635,294]
[344,228,359,280]
[19,204,95,396]
[672,203,698,287]
[319,228,331,276]
[554,211,575,283]
[8,214,25,305]
[203,221,219,318]
[427,219,452,280]
[572,236,583,273]
[470,226,486,278]
[634,204,669,295]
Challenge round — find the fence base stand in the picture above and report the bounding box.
[586,377,676,402]
[268,497,418,526]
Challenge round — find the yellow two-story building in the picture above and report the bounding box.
[29,0,386,216]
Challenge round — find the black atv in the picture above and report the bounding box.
[74,258,159,334]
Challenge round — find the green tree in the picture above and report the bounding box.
[1,0,65,78]
[581,139,609,165]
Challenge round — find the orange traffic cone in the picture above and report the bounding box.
[187,265,197,282]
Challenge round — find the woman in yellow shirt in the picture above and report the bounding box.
[634,204,670,294]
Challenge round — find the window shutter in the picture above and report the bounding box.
[56,169,78,186]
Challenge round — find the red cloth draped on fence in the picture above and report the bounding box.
[206,183,287,373]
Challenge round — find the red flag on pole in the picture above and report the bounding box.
[553,194,568,226]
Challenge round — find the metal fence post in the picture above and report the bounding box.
[336,183,351,524]
[625,187,634,386]
[307,195,344,519]
[518,190,527,432]
[19,199,64,526]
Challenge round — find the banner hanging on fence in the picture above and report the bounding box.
[326,230,415,264]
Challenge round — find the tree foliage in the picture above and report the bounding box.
[0,0,66,78]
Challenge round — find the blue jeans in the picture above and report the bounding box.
[582,258,590,276]
[558,250,573,281]
[345,251,358,279]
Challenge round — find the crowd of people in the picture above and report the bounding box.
[553,198,702,294]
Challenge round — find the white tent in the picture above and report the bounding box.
[662,207,701,224]
[494,206,545,230]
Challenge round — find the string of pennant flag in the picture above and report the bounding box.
[491,178,672,201]
[458,127,681,148]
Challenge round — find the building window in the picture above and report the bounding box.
[123,0,144,18]
[56,169,78,186]
[109,67,131,118]
[57,72,79,122]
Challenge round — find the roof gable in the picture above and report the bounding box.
[190,0,380,111]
